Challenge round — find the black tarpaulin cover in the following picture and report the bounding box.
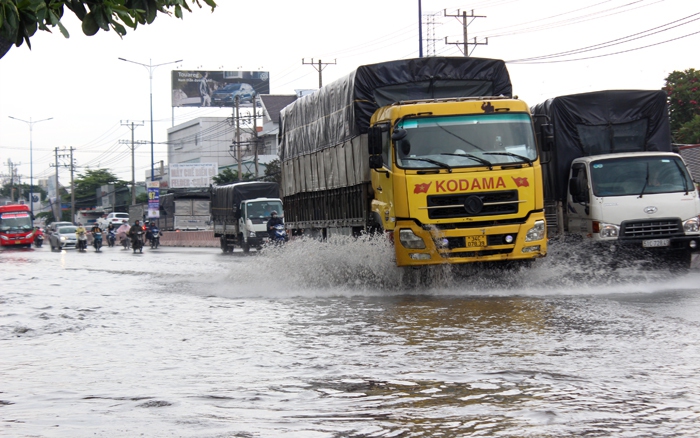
[531,90,672,202]
[210,182,279,219]
[279,57,512,160]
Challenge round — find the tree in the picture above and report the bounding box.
[0,181,47,202]
[212,168,253,185]
[70,168,128,209]
[262,158,281,185]
[0,0,217,59]
[664,68,700,144]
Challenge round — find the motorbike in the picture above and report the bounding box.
[93,231,103,252]
[33,232,44,248]
[76,230,88,252]
[149,227,161,249]
[118,231,130,249]
[107,230,116,247]
[132,231,144,254]
[270,224,288,244]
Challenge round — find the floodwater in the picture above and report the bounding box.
[2,237,700,437]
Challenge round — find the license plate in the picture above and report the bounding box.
[14,241,22,245]
[465,235,487,248]
[643,239,670,248]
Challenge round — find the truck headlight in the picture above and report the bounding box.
[399,229,426,249]
[598,223,619,238]
[524,220,545,242]
[249,230,257,237]
[683,216,700,233]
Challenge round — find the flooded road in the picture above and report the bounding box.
[2,238,700,437]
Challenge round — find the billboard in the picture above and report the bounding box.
[147,181,160,219]
[169,163,218,189]
[172,70,270,108]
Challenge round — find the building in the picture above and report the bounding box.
[165,94,298,183]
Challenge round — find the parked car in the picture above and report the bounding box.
[47,221,73,233]
[49,225,78,251]
[99,212,129,230]
[212,82,255,106]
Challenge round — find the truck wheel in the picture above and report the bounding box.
[220,236,229,253]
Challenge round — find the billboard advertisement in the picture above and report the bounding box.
[169,163,218,189]
[147,181,160,219]
[171,70,270,108]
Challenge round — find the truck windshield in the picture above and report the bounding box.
[0,212,33,232]
[394,113,537,170]
[590,155,694,197]
[247,201,284,219]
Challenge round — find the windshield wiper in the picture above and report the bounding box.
[483,151,533,166]
[440,153,493,170]
[638,163,650,198]
[402,157,452,172]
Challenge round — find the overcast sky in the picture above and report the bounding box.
[0,0,697,185]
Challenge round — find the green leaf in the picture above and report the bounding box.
[112,21,126,36]
[81,11,98,36]
[57,20,69,38]
[174,4,182,18]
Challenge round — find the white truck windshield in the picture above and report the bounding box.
[590,156,694,197]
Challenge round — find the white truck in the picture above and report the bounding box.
[532,90,700,268]
[210,182,283,253]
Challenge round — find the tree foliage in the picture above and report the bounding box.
[0,0,217,59]
[70,168,128,209]
[212,167,253,185]
[664,68,700,144]
[262,159,280,185]
[0,181,47,201]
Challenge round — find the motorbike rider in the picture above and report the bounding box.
[75,222,87,250]
[266,211,284,238]
[128,219,143,247]
[116,220,129,244]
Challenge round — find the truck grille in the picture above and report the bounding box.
[620,218,682,239]
[426,190,519,219]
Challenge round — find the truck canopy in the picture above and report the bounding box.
[279,57,513,161]
[210,182,280,220]
[531,90,672,202]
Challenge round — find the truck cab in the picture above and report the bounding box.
[566,152,700,253]
[238,197,284,251]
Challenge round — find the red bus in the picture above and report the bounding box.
[0,204,35,247]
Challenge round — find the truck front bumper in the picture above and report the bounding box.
[393,213,548,267]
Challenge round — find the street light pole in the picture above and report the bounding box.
[8,115,53,216]
[118,57,182,182]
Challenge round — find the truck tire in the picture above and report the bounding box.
[220,236,230,253]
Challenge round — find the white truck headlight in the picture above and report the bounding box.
[249,230,257,237]
[399,229,426,249]
[525,220,545,242]
[599,223,619,238]
[683,216,700,233]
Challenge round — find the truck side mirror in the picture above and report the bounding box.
[368,126,383,155]
[540,124,553,152]
[369,155,384,169]
[569,177,589,203]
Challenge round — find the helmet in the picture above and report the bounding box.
[271,210,278,216]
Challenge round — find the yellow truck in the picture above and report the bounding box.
[279,57,546,267]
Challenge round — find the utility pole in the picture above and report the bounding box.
[235,95,242,181]
[121,120,144,205]
[69,147,76,222]
[51,147,74,221]
[418,0,423,57]
[302,58,336,88]
[253,95,259,178]
[444,9,488,56]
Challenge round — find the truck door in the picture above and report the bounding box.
[567,163,592,234]
[370,124,395,231]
